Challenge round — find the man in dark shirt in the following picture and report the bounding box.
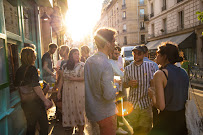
[42,43,58,84]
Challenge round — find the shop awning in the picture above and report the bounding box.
[146,32,196,50]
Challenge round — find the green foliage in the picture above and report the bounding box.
[196,11,203,22]
[196,11,203,35]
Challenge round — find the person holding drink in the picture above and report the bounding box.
[14,47,52,135]
[57,48,85,135]
[123,45,157,135]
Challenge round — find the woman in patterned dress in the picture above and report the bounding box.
[57,48,85,135]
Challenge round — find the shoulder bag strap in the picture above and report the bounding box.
[19,66,30,86]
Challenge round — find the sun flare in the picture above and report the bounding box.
[65,0,103,42]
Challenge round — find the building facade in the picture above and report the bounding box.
[95,0,149,46]
[146,0,203,67]
[0,0,67,134]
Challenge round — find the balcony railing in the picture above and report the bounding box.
[123,29,127,32]
[140,27,145,30]
[162,5,166,11]
[122,17,126,20]
[122,4,126,9]
[177,0,183,3]
[150,12,154,18]
[144,14,149,21]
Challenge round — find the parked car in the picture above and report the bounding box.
[121,46,135,67]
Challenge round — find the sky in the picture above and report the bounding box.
[65,0,104,42]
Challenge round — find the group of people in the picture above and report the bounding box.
[14,27,189,135]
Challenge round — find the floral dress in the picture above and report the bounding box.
[62,62,85,127]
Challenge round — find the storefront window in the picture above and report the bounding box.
[3,0,19,35]
[7,43,19,92]
[0,39,7,85]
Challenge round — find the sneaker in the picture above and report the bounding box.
[118,122,124,126]
[116,127,128,134]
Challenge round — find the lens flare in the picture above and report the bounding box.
[116,101,134,116]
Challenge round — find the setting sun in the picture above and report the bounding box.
[65,0,103,42]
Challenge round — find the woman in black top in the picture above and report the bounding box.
[148,42,189,135]
[14,47,52,135]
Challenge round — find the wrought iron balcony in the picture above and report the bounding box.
[140,27,145,30]
[150,12,154,18]
[177,0,183,3]
[144,14,149,21]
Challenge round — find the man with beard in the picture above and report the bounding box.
[123,45,156,135]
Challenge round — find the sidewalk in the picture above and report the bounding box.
[191,82,203,90]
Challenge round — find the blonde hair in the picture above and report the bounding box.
[20,47,37,65]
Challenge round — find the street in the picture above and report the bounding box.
[44,88,203,135]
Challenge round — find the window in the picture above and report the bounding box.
[123,24,127,32]
[139,0,144,5]
[179,11,184,29]
[140,22,145,30]
[141,35,145,44]
[140,9,144,18]
[151,24,155,37]
[163,18,167,33]
[150,3,154,17]
[162,0,166,11]
[7,43,19,93]
[122,0,126,5]
[0,39,8,85]
[122,0,126,8]
[23,6,33,40]
[124,36,127,45]
[4,0,19,35]
[123,11,126,19]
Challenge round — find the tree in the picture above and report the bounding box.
[196,11,203,35]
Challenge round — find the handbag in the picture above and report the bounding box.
[18,66,38,102]
[185,83,203,135]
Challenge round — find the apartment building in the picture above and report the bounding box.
[94,0,149,46]
[146,0,203,67]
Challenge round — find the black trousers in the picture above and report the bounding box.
[149,109,187,135]
[21,99,48,135]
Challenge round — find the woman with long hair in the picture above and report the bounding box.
[57,48,85,135]
[148,42,189,135]
[14,47,52,135]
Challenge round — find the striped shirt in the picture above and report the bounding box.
[124,61,156,109]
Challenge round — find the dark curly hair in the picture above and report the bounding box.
[64,48,79,70]
[157,41,183,64]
